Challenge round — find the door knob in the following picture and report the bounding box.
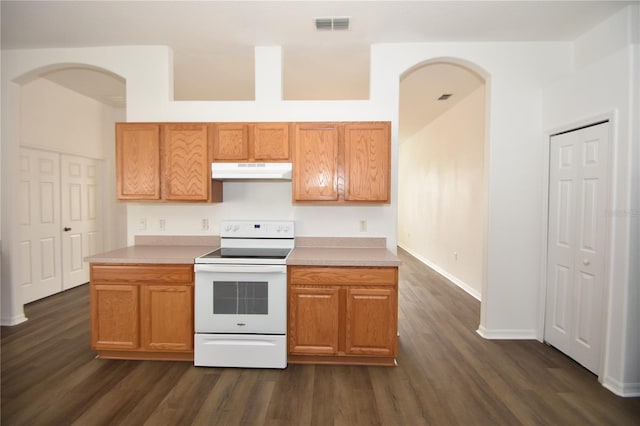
[64,227,72,232]
[583,259,591,266]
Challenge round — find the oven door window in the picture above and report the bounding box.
[213,281,268,315]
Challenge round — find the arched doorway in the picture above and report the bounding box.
[397,58,488,323]
[3,63,126,317]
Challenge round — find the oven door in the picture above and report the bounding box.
[194,264,286,334]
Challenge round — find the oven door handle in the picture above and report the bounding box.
[194,264,286,274]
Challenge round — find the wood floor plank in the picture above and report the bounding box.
[263,364,315,425]
[3,248,640,425]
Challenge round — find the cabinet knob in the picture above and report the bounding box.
[583,259,591,266]
[64,227,72,232]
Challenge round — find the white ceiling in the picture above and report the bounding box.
[2,1,634,136]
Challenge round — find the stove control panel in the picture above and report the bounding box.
[220,220,294,239]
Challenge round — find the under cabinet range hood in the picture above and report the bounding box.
[211,162,292,180]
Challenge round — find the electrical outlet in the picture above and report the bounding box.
[454,251,458,261]
[202,219,209,231]
[159,219,166,231]
[137,218,147,230]
[359,219,367,232]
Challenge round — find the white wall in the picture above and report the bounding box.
[20,78,112,158]
[399,85,485,299]
[19,77,127,252]
[369,42,573,340]
[542,5,640,396]
[2,42,568,332]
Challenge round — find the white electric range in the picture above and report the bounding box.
[193,220,294,368]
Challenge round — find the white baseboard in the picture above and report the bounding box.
[1,313,28,326]
[476,325,537,340]
[603,376,640,397]
[399,244,481,301]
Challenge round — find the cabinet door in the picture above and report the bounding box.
[141,284,193,351]
[91,284,139,350]
[344,122,390,202]
[212,123,249,161]
[116,123,161,200]
[293,124,339,201]
[345,287,397,356]
[289,286,340,354]
[163,123,211,201]
[253,123,290,161]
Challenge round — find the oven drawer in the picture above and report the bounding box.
[194,334,286,368]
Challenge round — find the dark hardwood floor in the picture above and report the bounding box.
[3,248,639,425]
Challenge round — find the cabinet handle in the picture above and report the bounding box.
[64,227,72,232]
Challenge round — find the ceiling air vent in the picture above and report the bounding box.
[438,93,453,101]
[315,17,350,31]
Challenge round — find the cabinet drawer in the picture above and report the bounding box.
[91,264,193,283]
[289,266,396,285]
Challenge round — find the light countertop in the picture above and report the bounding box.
[287,247,401,267]
[85,245,217,264]
[86,236,401,267]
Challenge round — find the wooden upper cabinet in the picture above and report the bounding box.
[212,123,249,161]
[163,124,211,201]
[116,123,161,200]
[212,122,290,162]
[293,123,340,201]
[293,121,391,203]
[116,122,220,202]
[344,122,391,202]
[253,123,290,161]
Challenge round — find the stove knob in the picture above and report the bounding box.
[233,225,240,232]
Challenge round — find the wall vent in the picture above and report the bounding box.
[315,17,350,31]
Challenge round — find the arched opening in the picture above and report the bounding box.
[8,63,127,306]
[397,58,489,322]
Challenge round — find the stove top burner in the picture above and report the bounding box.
[199,247,291,260]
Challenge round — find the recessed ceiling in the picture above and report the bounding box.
[41,67,126,108]
[1,1,633,111]
[400,63,484,141]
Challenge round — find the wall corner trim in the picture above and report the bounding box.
[476,326,537,340]
[602,377,640,398]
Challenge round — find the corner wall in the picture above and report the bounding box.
[542,5,639,396]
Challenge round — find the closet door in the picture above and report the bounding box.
[18,148,62,303]
[544,122,609,374]
[19,148,103,302]
[61,154,102,290]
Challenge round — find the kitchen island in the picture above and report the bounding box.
[87,235,401,365]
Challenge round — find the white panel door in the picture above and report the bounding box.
[18,148,62,303]
[545,122,609,374]
[61,154,103,290]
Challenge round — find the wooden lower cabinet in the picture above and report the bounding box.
[91,283,139,350]
[90,264,194,361]
[141,284,193,352]
[288,266,398,366]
